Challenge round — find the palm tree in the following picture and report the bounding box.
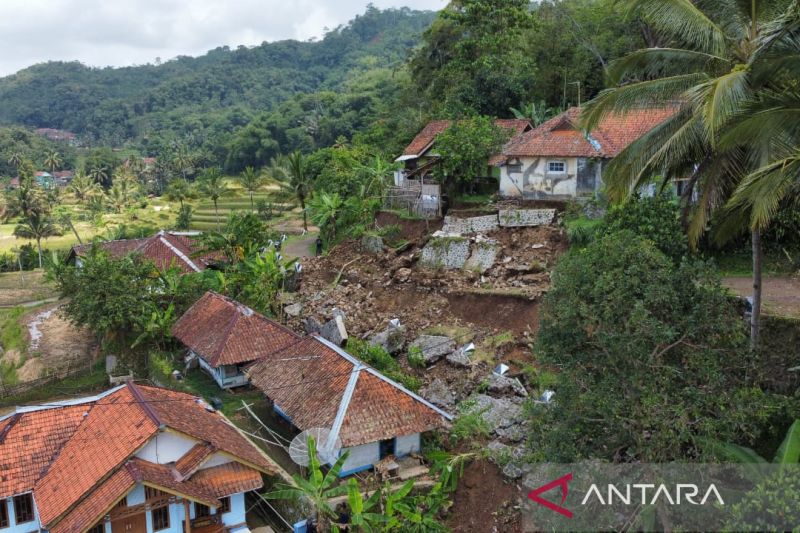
[7,151,23,169]
[68,172,102,202]
[274,151,313,231]
[44,151,62,177]
[238,166,264,209]
[172,150,194,182]
[6,183,44,221]
[510,100,561,126]
[89,165,111,189]
[164,179,195,207]
[13,211,61,268]
[105,180,138,213]
[580,0,793,346]
[197,168,228,230]
[309,191,344,242]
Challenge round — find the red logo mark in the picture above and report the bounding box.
[527,472,573,518]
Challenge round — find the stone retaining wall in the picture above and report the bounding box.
[498,209,556,227]
[442,214,500,234]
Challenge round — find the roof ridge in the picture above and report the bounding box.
[210,310,241,366]
[312,336,453,420]
[326,364,362,451]
[158,234,201,272]
[127,381,164,428]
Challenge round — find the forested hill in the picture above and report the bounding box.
[0,6,435,148]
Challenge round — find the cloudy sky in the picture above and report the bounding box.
[0,0,443,76]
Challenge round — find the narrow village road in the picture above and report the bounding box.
[723,276,800,317]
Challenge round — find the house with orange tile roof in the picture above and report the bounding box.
[246,335,452,477]
[171,292,302,389]
[395,118,532,181]
[496,106,677,199]
[0,381,285,533]
[66,231,217,275]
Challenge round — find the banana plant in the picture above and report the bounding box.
[344,477,386,532]
[262,437,349,531]
[700,419,800,480]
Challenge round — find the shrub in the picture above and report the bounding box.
[601,193,686,262]
[450,398,490,444]
[175,204,193,230]
[407,346,426,369]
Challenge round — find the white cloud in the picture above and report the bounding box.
[0,0,443,75]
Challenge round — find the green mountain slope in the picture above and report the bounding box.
[0,7,435,147]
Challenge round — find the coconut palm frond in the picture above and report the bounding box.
[622,0,728,55]
[727,155,800,231]
[582,73,704,130]
[693,69,751,143]
[606,48,730,84]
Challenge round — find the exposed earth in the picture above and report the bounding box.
[284,208,567,529]
[723,275,800,317]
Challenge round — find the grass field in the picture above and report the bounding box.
[0,179,304,254]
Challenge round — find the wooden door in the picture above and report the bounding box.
[111,512,146,533]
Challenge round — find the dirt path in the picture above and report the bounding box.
[15,304,95,381]
[723,275,800,317]
[282,235,318,259]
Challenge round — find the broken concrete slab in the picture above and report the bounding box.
[420,378,457,411]
[369,323,407,355]
[464,240,498,273]
[320,315,348,346]
[487,373,529,397]
[446,346,472,368]
[419,236,471,270]
[361,234,384,254]
[409,334,456,364]
[467,394,528,442]
[498,209,556,227]
[284,303,303,317]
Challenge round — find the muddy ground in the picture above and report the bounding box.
[4,303,96,382]
[723,275,800,318]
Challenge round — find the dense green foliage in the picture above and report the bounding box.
[529,230,790,462]
[434,116,510,192]
[601,194,687,262]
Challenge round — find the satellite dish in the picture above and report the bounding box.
[289,428,342,467]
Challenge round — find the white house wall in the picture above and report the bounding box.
[337,442,380,476]
[500,157,579,198]
[395,434,421,457]
[202,453,234,469]
[136,432,197,464]
[2,493,42,533]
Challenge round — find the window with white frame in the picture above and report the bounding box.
[547,160,566,173]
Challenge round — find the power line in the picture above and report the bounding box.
[11,329,478,410]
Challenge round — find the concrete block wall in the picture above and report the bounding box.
[420,237,471,269]
[498,209,556,227]
[442,214,500,234]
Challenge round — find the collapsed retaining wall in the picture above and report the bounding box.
[498,209,556,227]
[442,214,500,234]
[419,236,471,269]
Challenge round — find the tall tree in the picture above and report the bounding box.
[164,178,195,207]
[68,172,102,203]
[7,151,23,169]
[410,0,536,115]
[44,151,62,176]
[13,211,61,268]
[581,0,795,347]
[197,168,228,230]
[238,166,263,209]
[275,152,313,231]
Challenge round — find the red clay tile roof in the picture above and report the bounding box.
[189,462,264,497]
[401,119,532,158]
[175,442,217,478]
[126,458,220,508]
[171,291,301,368]
[48,467,135,533]
[0,382,279,532]
[34,386,160,526]
[502,106,678,159]
[70,231,214,274]
[0,406,88,497]
[247,336,451,447]
[134,384,278,474]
